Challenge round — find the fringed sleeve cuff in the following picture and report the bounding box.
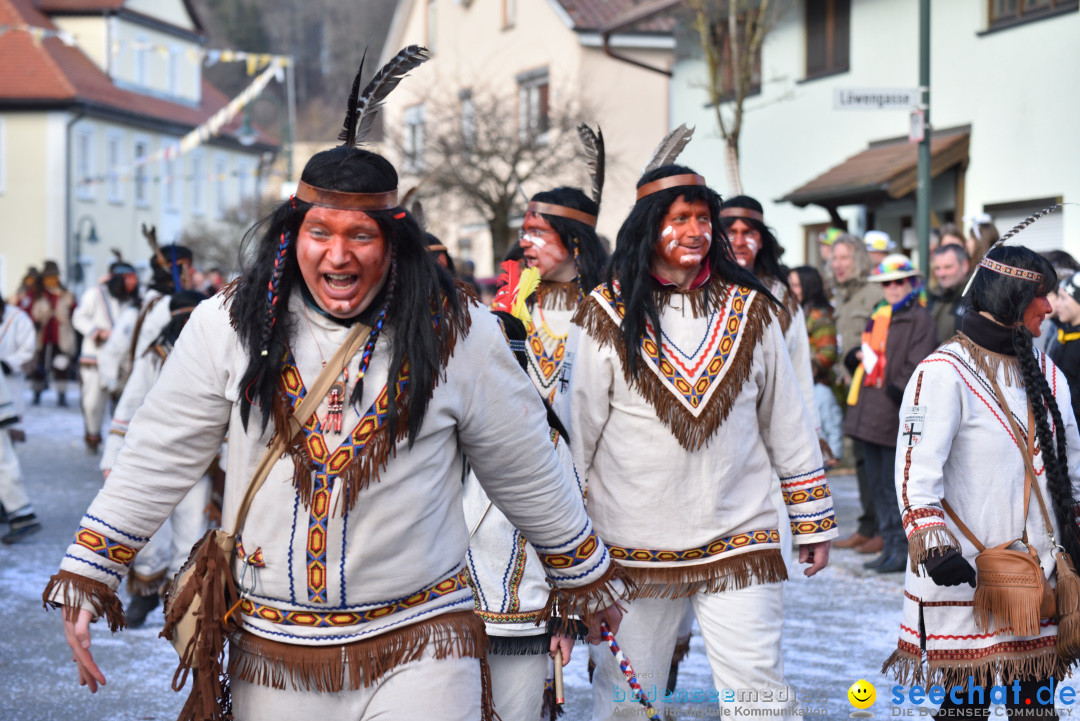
[42,570,127,632]
[538,563,630,636]
[903,505,962,573]
[780,468,840,544]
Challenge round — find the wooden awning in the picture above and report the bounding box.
[781,128,969,208]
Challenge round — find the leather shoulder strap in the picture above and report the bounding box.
[941,498,986,552]
[230,321,372,534]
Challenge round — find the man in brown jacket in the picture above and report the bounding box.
[831,235,884,553]
[842,255,938,573]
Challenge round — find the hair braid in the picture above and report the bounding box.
[1013,329,1080,565]
[260,231,291,356]
[350,251,396,410]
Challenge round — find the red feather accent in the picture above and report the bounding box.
[490,260,522,314]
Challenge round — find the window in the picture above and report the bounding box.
[106,132,123,203]
[709,19,762,100]
[805,0,850,79]
[75,127,95,200]
[163,155,177,211]
[984,198,1064,252]
[517,69,549,142]
[237,160,251,204]
[214,154,228,219]
[988,0,1077,28]
[191,151,204,215]
[503,0,516,28]
[168,47,181,96]
[133,138,149,206]
[460,89,476,151]
[403,104,426,173]
[135,35,148,86]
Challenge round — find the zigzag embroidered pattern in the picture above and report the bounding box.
[790,517,836,535]
[281,353,409,603]
[505,533,529,613]
[475,608,544,623]
[526,333,566,402]
[781,485,831,505]
[538,532,600,569]
[74,527,137,565]
[608,529,780,563]
[241,569,470,627]
[235,540,265,568]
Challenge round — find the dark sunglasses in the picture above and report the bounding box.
[881,278,910,287]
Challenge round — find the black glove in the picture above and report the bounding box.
[0,360,11,376]
[924,547,976,587]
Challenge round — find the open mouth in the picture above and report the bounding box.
[323,272,359,293]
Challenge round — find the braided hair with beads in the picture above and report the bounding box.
[967,244,1080,566]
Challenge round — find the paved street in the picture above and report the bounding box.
[0,389,934,720]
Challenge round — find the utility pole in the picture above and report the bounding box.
[916,0,931,273]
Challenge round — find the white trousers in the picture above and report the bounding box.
[79,364,108,438]
[591,582,794,720]
[488,652,547,721]
[0,429,30,516]
[131,476,210,585]
[231,648,481,721]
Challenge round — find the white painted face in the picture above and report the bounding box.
[654,197,712,270]
[726,219,761,268]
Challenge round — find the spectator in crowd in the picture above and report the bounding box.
[843,255,938,574]
[817,227,843,290]
[1049,273,1080,423]
[790,266,842,466]
[29,261,76,407]
[1036,250,1080,351]
[965,213,999,267]
[864,230,896,267]
[830,234,884,553]
[928,244,971,343]
[937,222,965,250]
[0,287,38,543]
[12,267,40,315]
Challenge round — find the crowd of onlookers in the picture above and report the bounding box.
[0,249,227,544]
[792,218,1080,574]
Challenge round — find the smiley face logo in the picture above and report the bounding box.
[848,679,876,710]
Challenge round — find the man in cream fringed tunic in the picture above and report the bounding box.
[464,176,609,719]
[44,49,623,721]
[571,163,837,720]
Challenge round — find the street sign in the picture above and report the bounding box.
[834,87,920,111]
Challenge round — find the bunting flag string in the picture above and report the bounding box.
[0,25,292,75]
[108,40,293,75]
[76,59,285,187]
[0,24,76,46]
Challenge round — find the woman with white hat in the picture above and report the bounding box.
[842,254,938,573]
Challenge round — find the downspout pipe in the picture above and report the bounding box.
[599,0,681,77]
[65,104,87,288]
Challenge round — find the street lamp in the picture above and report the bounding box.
[237,93,294,181]
[71,215,99,288]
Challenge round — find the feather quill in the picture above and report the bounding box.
[337,47,367,146]
[961,203,1063,296]
[642,124,694,175]
[577,123,605,206]
[410,199,427,231]
[342,45,431,148]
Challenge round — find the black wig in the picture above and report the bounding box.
[969,245,1080,565]
[719,195,789,290]
[529,186,609,295]
[229,145,465,445]
[607,165,775,377]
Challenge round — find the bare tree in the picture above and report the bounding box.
[406,87,591,264]
[685,0,789,194]
[180,197,278,274]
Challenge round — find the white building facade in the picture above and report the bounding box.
[668,0,1079,266]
